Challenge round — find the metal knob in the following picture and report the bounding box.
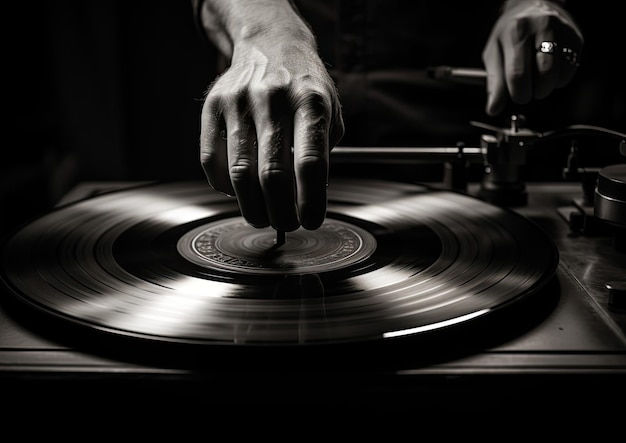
[607,281,626,311]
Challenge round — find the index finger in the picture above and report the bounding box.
[200,95,233,196]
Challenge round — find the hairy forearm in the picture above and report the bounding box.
[194,0,316,59]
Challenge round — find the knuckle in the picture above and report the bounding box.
[296,90,331,119]
[229,161,256,184]
[298,149,326,164]
[215,88,250,113]
[206,75,251,113]
[261,70,293,92]
[508,69,526,84]
[259,166,288,188]
[296,151,326,179]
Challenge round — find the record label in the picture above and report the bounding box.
[178,218,376,274]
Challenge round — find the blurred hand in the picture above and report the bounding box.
[482,0,584,115]
[200,31,344,231]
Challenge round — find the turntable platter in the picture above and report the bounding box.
[0,179,558,346]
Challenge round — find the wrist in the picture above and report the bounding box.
[200,0,316,57]
[230,8,316,51]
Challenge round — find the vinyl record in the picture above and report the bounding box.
[0,179,558,346]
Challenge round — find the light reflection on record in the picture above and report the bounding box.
[0,179,558,346]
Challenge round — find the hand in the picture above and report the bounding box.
[200,32,344,232]
[482,0,584,116]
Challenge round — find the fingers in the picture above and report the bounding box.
[533,34,560,100]
[501,21,534,108]
[483,5,583,115]
[224,103,269,228]
[200,93,233,196]
[534,14,582,97]
[530,32,581,97]
[294,91,331,230]
[254,86,300,232]
[201,70,340,232]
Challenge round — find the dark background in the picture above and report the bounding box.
[4,1,625,233]
[6,2,215,224]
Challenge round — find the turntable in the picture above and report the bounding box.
[1,116,625,414]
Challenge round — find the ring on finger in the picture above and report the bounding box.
[537,41,580,67]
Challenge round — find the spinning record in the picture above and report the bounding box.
[0,179,558,346]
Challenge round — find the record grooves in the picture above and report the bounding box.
[0,179,559,349]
